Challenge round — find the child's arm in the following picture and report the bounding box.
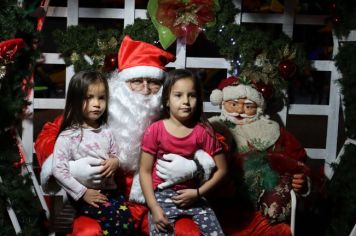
[52,135,87,200]
[171,152,227,208]
[139,151,172,233]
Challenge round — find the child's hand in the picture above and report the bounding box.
[100,157,120,178]
[171,189,198,208]
[151,205,172,233]
[82,189,108,208]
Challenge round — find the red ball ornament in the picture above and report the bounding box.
[104,53,118,71]
[278,60,296,79]
[255,82,273,99]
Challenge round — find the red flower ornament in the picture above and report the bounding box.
[148,0,218,48]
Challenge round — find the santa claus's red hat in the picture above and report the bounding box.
[118,36,176,81]
[210,76,265,108]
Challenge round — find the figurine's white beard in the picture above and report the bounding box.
[108,80,161,172]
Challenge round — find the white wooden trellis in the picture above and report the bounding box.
[19,0,355,233]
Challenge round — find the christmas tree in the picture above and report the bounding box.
[0,0,46,235]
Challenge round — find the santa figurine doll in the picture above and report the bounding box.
[208,76,311,236]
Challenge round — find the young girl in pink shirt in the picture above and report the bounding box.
[139,69,227,235]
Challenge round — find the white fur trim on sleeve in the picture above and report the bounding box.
[129,173,146,204]
[194,150,216,182]
[40,155,61,194]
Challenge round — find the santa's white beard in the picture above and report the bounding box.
[108,79,161,173]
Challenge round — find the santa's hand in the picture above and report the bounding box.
[292,173,306,192]
[69,157,103,187]
[156,154,197,189]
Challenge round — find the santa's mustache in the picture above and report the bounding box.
[226,112,256,119]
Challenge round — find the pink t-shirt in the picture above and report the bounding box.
[141,120,222,190]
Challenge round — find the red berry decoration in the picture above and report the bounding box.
[104,53,118,71]
[255,82,273,99]
[278,60,296,79]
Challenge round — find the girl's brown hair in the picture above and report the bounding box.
[59,71,109,135]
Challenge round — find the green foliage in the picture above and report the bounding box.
[204,0,309,102]
[122,18,159,45]
[0,2,45,235]
[53,0,309,103]
[333,0,356,37]
[328,41,356,236]
[334,42,356,139]
[0,0,38,43]
[53,25,120,72]
[326,144,356,236]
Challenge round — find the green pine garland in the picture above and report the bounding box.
[53,0,309,103]
[327,41,356,236]
[53,26,121,73]
[0,0,45,235]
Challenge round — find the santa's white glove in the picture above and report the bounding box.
[69,157,103,188]
[194,150,216,182]
[156,153,197,189]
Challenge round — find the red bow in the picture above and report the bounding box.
[156,0,216,45]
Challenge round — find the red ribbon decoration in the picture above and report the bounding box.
[156,0,216,45]
[0,38,25,61]
[36,0,50,32]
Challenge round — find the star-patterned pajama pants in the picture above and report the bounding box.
[148,189,225,236]
[74,190,134,236]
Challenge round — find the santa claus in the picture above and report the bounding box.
[36,36,214,235]
[208,76,311,236]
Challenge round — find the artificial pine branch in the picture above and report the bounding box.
[0,1,45,235]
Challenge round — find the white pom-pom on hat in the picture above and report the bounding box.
[210,89,223,105]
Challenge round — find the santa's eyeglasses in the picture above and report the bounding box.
[224,100,257,109]
[127,78,162,94]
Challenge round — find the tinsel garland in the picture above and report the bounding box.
[0,0,46,235]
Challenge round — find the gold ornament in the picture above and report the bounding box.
[70,52,80,63]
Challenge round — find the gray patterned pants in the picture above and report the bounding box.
[148,189,225,236]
